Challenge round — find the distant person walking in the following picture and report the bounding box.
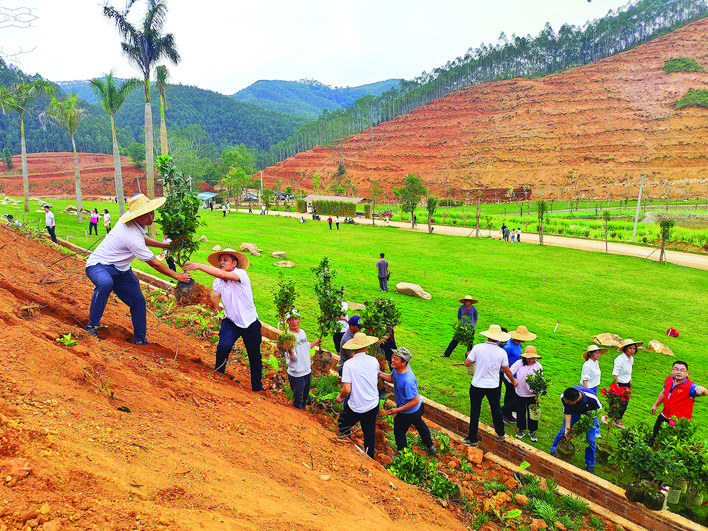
[376,252,389,292]
[328,216,333,229]
[103,209,112,233]
[89,208,100,235]
[336,216,340,230]
[43,205,58,243]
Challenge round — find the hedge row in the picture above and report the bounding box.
[312,200,356,216]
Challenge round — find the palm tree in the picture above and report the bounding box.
[156,65,169,156]
[3,80,54,213]
[103,0,180,236]
[42,95,87,222]
[90,72,141,216]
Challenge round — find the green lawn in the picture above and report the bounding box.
[6,197,708,475]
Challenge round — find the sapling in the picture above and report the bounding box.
[311,257,344,353]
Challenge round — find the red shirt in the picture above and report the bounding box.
[662,376,696,419]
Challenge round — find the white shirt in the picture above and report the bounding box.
[104,212,111,224]
[86,221,154,271]
[580,359,602,388]
[212,269,258,328]
[285,329,311,377]
[612,353,634,384]
[337,301,349,333]
[45,210,55,228]
[467,341,508,388]
[342,352,380,413]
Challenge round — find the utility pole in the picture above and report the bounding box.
[632,175,644,242]
[260,171,263,197]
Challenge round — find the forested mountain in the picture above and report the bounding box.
[265,0,708,166]
[231,79,403,120]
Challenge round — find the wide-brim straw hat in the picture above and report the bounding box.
[207,248,250,269]
[617,338,643,353]
[509,325,537,342]
[479,324,511,343]
[118,194,166,224]
[582,344,608,361]
[342,332,378,351]
[459,295,478,304]
[521,345,542,359]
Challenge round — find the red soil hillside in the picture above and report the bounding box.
[262,18,708,202]
[0,153,151,199]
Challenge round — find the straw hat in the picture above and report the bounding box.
[285,310,300,320]
[207,248,250,269]
[459,295,478,304]
[479,324,511,343]
[342,332,378,351]
[118,193,166,224]
[392,346,412,362]
[617,338,643,353]
[582,344,608,361]
[521,345,542,359]
[509,325,537,342]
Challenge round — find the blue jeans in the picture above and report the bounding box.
[550,413,597,467]
[378,276,388,292]
[86,264,146,342]
[216,318,263,391]
[288,372,311,411]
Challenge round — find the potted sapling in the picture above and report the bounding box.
[526,367,550,420]
[311,257,344,368]
[272,275,298,353]
[556,410,597,461]
[156,155,204,305]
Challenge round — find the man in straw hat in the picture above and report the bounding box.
[461,324,518,447]
[441,295,478,358]
[184,248,264,392]
[336,332,381,458]
[379,346,437,455]
[85,193,190,344]
[500,325,537,422]
[604,338,643,429]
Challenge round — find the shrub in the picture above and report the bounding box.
[663,57,704,74]
[296,198,306,213]
[676,89,708,109]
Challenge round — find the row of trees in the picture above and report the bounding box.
[264,0,708,166]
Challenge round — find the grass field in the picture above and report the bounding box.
[5,197,708,476]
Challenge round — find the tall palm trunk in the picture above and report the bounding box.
[71,135,83,223]
[110,115,126,215]
[144,99,156,238]
[159,93,168,156]
[20,115,29,213]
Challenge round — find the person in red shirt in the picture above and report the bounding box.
[650,361,706,439]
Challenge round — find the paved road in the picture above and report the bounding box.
[236,209,708,271]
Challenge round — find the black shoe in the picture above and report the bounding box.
[550,450,558,458]
[127,338,149,345]
[426,445,438,455]
[460,437,478,447]
[85,326,98,337]
[440,353,450,358]
[586,465,595,474]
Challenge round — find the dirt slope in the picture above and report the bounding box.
[262,18,708,202]
[0,227,465,530]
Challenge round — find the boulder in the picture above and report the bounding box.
[647,339,674,356]
[272,251,287,259]
[211,245,223,251]
[395,282,431,300]
[274,260,295,268]
[240,242,261,256]
[347,302,366,312]
[198,235,208,242]
[464,446,484,465]
[593,333,623,348]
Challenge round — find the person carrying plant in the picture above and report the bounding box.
[336,332,381,458]
[605,338,642,429]
[440,295,479,358]
[183,248,264,392]
[283,310,321,411]
[508,345,543,442]
[500,324,537,421]
[103,209,112,234]
[549,386,602,473]
[379,346,437,455]
[461,324,517,447]
[85,194,191,344]
[650,360,707,440]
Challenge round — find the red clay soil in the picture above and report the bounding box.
[0,226,475,530]
[261,18,708,203]
[0,153,151,200]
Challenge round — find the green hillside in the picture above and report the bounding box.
[231,78,403,120]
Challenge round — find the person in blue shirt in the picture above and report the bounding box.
[379,346,437,455]
[550,386,603,473]
[441,295,478,358]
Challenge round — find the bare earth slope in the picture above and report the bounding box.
[0,227,464,530]
[262,18,708,201]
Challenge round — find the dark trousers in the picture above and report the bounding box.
[514,395,538,432]
[46,225,58,243]
[338,402,380,458]
[467,384,504,443]
[166,256,176,272]
[617,382,631,419]
[394,402,434,451]
[333,331,344,354]
[86,264,146,342]
[501,377,517,409]
[652,413,672,440]
[442,338,473,358]
[216,318,263,391]
[288,372,312,411]
[378,276,388,292]
[89,221,98,235]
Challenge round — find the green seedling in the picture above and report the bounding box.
[56,333,78,347]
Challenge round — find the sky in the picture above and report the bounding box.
[1,0,632,95]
